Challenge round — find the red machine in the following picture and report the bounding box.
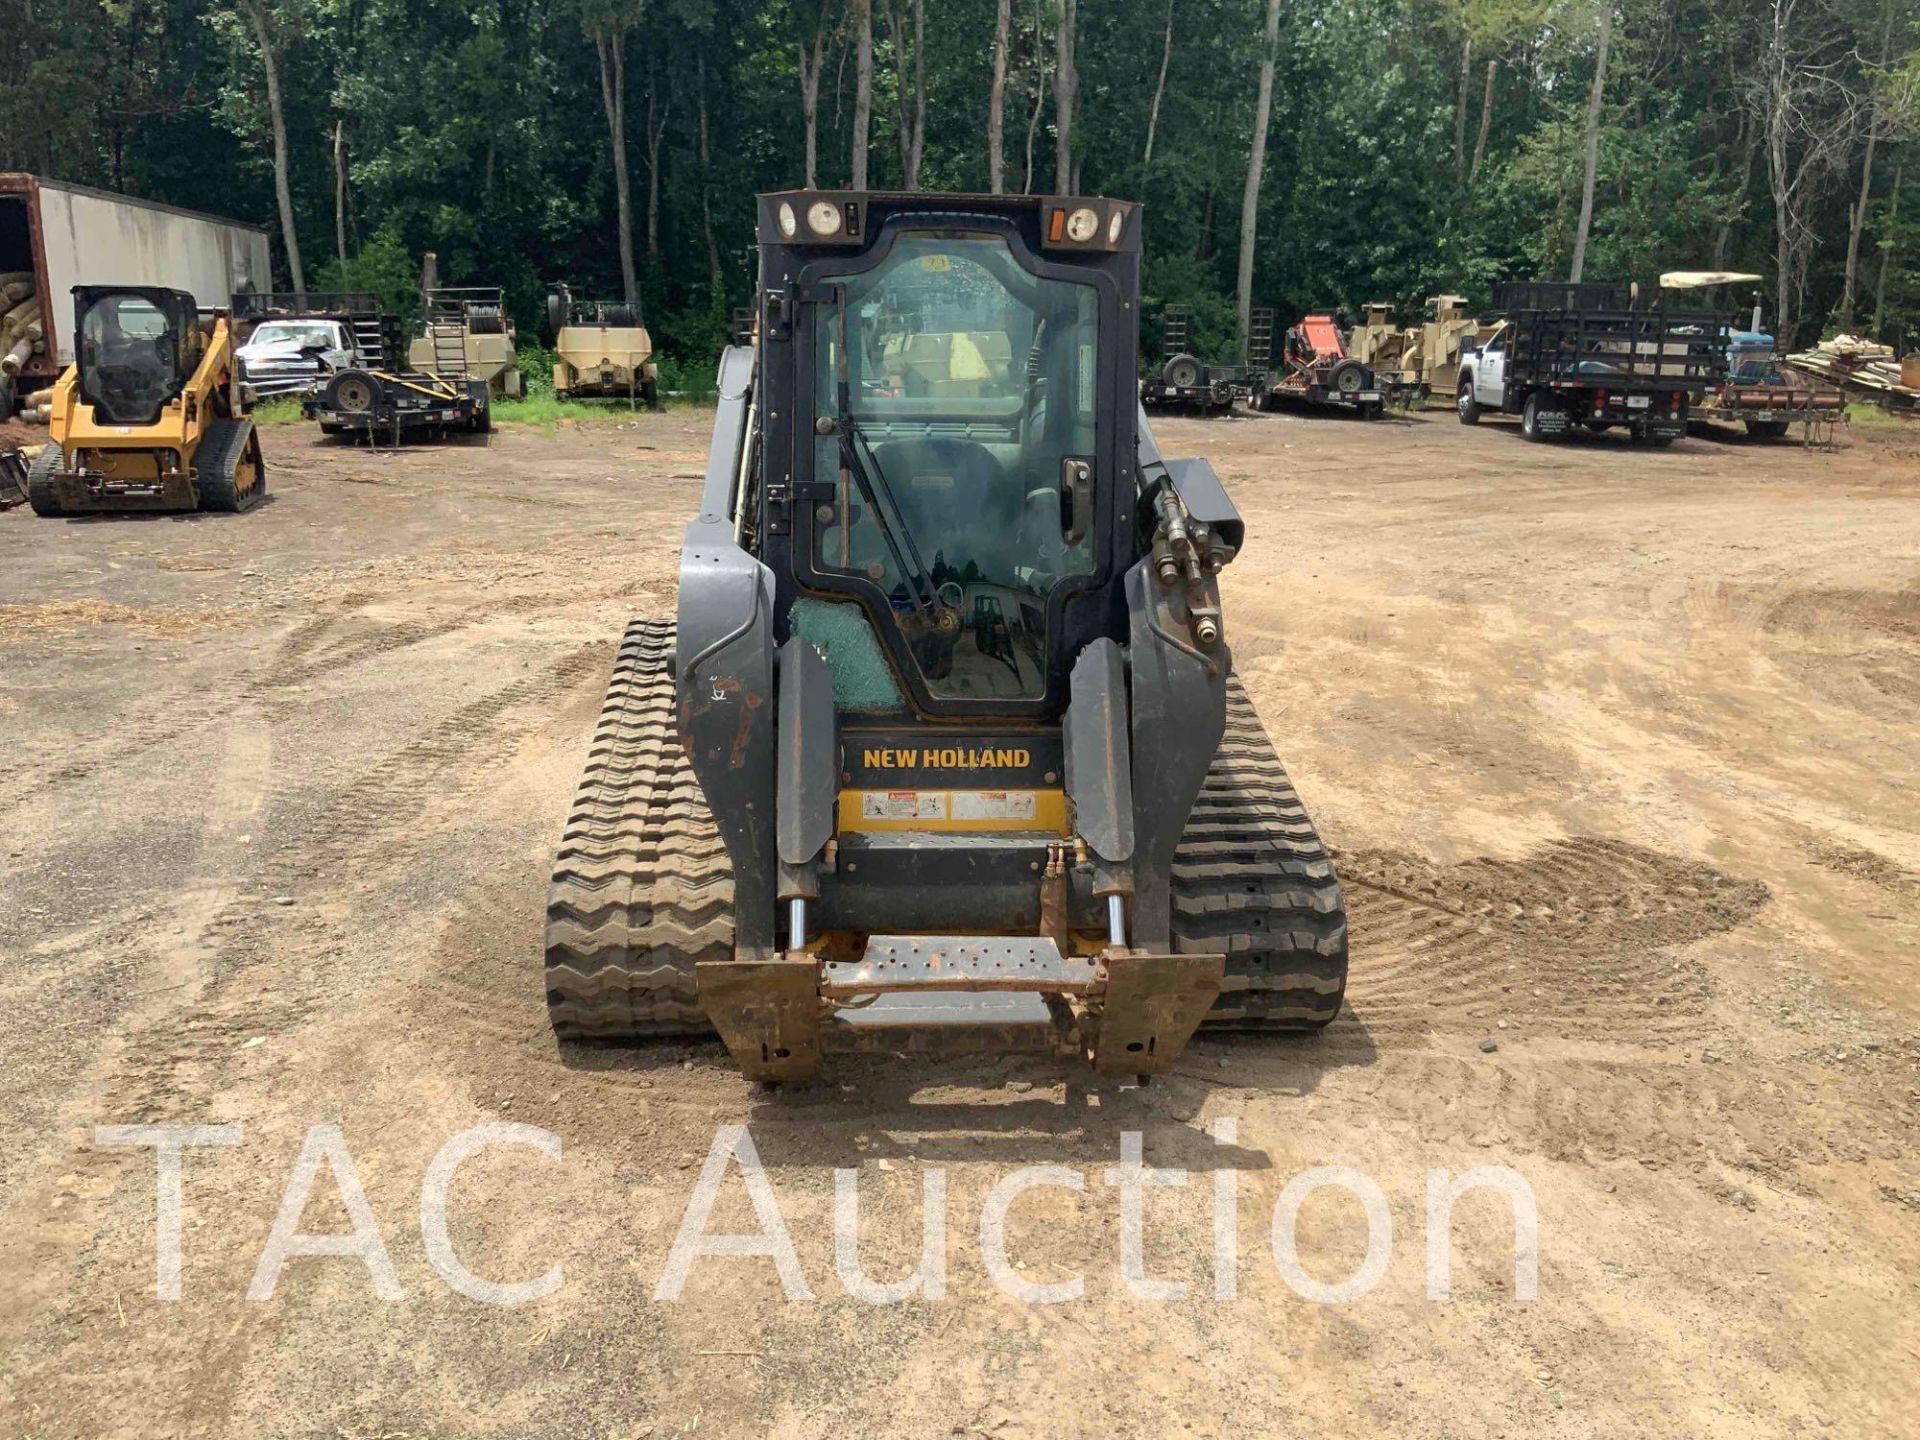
[1259,314,1386,419]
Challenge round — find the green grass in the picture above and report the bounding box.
[489,393,615,428]
[252,387,709,435]
[1845,400,1908,428]
[251,396,307,427]
[490,392,714,430]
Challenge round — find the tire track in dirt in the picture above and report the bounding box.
[1198,840,1905,1184]
[1328,837,1769,1052]
[0,580,636,810]
[1322,1046,1907,1178]
[63,640,610,1128]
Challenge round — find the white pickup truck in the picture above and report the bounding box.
[235,317,363,399]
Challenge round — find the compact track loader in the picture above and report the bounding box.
[27,286,262,516]
[545,191,1348,1082]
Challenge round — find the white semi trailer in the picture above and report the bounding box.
[0,173,272,414]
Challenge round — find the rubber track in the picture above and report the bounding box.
[543,618,729,1038]
[544,627,1347,1038]
[26,442,62,517]
[196,417,264,512]
[1175,676,1350,1030]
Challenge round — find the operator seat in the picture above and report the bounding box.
[865,436,1017,577]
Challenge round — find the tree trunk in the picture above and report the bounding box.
[698,51,719,286]
[1839,0,1894,329]
[333,118,349,268]
[799,26,825,189]
[1713,112,1759,270]
[1873,156,1900,338]
[851,0,872,190]
[988,0,1010,193]
[1023,7,1047,196]
[1236,0,1281,362]
[910,0,925,189]
[1568,3,1611,283]
[645,64,664,263]
[596,26,640,309]
[246,0,304,296]
[1053,0,1077,192]
[1143,0,1174,169]
[1841,127,1881,331]
[887,0,925,189]
[1454,34,1472,180]
[1765,3,1793,340]
[1468,57,1495,187]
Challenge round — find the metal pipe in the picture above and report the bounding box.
[1107,894,1127,949]
[787,897,807,952]
[730,398,758,543]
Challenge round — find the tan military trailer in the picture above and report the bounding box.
[406,287,523,399]
[547,284,660,406]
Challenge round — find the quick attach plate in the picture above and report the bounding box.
[698,941,1224,1082]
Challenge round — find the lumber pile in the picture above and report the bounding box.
[0,270,46,393]
[1784,334,1918,412]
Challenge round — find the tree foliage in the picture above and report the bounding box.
[1,0,1911,355]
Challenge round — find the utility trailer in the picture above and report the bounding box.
[1656,273,1845,445]
[1236,304,1276,405]
[1457,281,1728,444]
[1346,303,1427,409]
[304,366,491,441]
[1139,304,1236,413]
[547,284,659,405]
[1258,314,1386,419]
[0,174,270,418]
[1693,333,1847,445]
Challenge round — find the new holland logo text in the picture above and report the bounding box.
[862,747,1033,770]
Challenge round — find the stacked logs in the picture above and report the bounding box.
[1,270,46,418]
[1,272,44,377]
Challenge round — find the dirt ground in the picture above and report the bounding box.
[1,405,1917,1439]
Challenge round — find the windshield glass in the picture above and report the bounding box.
[250,322,339,349]
[78,295,186,425]
[811,234,1100,702]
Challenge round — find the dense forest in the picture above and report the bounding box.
[2,0,1915,366]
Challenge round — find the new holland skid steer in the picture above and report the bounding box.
[27,286,263,516]
[545,191,1348,1082]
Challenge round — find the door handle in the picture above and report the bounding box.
[1061,457,1091,545]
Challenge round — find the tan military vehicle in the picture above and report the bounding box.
[548,285,658,406]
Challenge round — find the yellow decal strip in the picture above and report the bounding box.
[838,789,1068,835]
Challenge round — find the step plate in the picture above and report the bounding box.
[821,936,1099,998]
